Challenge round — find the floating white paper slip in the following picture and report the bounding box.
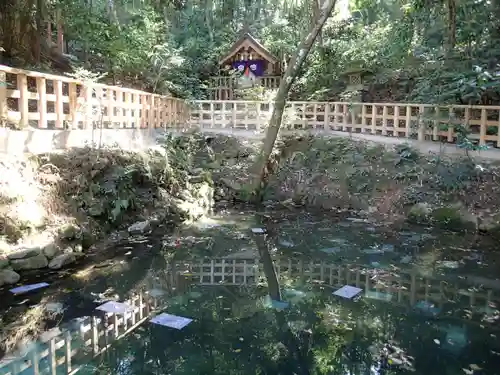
[150,313,193,329]
[333,285,362,299]
[96,301,134,314]
[251,228,265,234]
[9,282,49,295]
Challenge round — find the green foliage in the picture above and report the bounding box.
[5,0,500,105]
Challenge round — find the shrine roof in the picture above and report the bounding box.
[218,32,279,65]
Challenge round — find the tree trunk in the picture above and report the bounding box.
[446,0,456,53]
[313,0,323,46]
[250,0,337,197]
[35,0,45,63]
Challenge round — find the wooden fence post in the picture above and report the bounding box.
[393,105,399,136]
[108,88,115,128]
[371,104,376,134]
[479,108,487,146]
[69,82,78,129]
[55,80,64,129]
[0,70,7,125]
[17,74,28,128]
[405,105,411,138]
[324,103,330,131]
[417,105,425,141]
[36,77,47,128]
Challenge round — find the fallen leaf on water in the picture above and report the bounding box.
[234,349,241,353]
[469,364,482,371]
[433,339,440,345]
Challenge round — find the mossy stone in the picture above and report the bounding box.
[407,203,432,224]
[431,204,477,232]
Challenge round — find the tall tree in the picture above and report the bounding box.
[251,0,338,197]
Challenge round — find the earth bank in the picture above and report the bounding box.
[0,133,217,287]
[210,134,500,238]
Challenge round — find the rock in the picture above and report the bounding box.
[7,247,41,260]
[0,269,21,286]
[190,168,205,175]
[431,202,477,232]
[179,190,195,202]
[188,175,205,184]
[39,328,62,343]
[44,302,65,314]
[88,204,104,217]
[42,243,61,259]
[407,203,432,223]
[204,161,221,169]
[73,243,83,253]
[408,202,478,232]
[225,158,238,167]
[0,239,12,253]
[195,183,214,208]
[128,220,151,235]
[220,178,243,191]
[478,212,500,237]
[48,253,77,270]
[80,230,95,250]
[59,223,80,240]
[0,255,9,269]
[10,254,48,271]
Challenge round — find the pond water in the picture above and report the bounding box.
[1,209,500,375]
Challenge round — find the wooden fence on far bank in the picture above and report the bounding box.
[2,65,500,148]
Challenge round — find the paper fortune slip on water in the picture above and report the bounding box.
[333,285,363,299]
[96,301,134,314]
[251,228,265,234]
[150,313,193,329]
[9,282,49,295]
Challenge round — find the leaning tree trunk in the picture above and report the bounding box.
[446,0,456,54]
[251,0,337,197]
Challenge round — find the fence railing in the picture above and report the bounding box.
[2,65,500,148]
[191,100,500,147]
[0,65,189,130]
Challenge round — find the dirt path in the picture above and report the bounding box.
[196,128,500,162]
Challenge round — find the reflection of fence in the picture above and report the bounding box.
[180,258,499,312]
[0,291,162,375]
[2,64,500,148]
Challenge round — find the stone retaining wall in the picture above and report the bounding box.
[0,181,214,288]
[0,224,85,287]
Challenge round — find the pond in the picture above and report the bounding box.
[1,209,499,375]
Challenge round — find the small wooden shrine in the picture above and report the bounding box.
[209,32,282,100]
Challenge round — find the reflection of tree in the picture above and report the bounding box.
[252,225,313,375]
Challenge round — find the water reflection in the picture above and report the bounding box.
[2,211,500,375]
[84,214,499,375]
